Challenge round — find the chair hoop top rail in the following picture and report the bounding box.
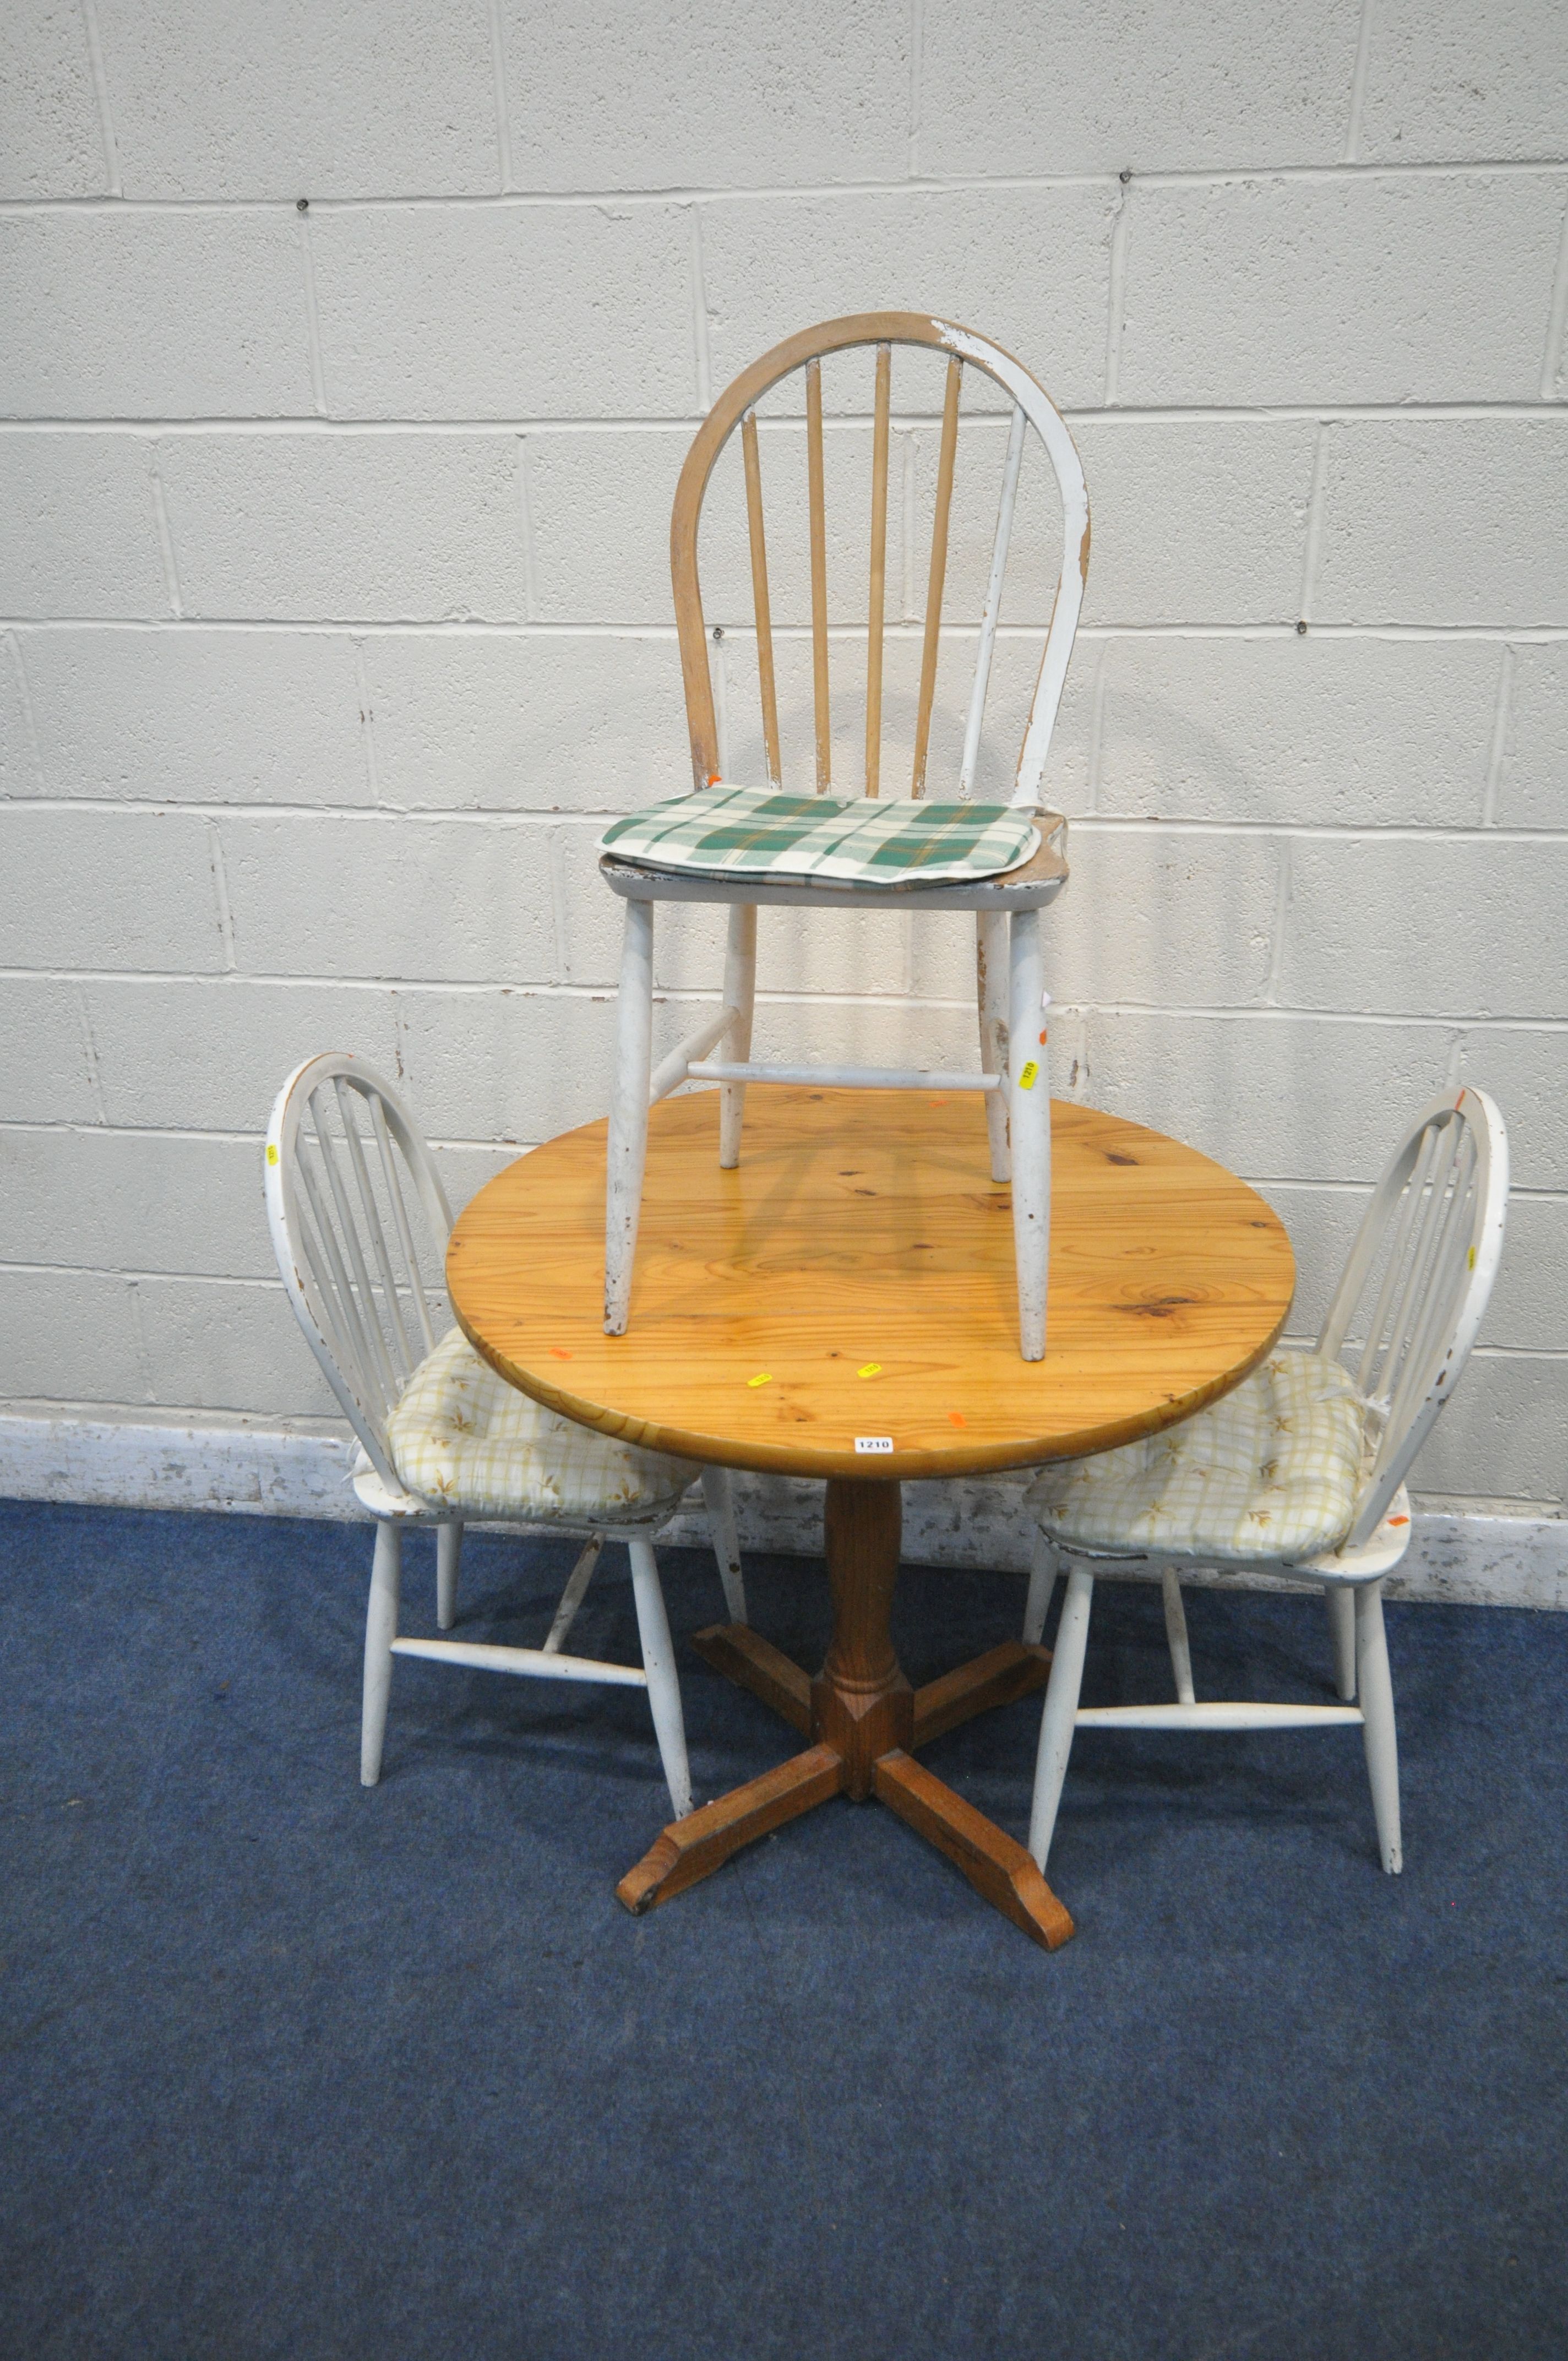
[264,1051,455,1493]
[1315,1085,1507,1547]
[669,312,1090,808]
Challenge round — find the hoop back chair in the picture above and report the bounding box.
[1022,1087,1509,1884]
[264,1053,749,1821]
[598,313,1091,1359]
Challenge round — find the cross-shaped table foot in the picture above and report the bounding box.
[615,1477,1075,1952]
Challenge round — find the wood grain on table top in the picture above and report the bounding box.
[446,1089,1294,1483]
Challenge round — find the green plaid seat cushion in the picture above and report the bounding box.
[599,785,1039,886]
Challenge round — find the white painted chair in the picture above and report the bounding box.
[1021,1088,1508,1881]
[598,313,1090,1361]
[264,1052,749,1820]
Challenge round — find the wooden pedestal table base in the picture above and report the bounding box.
[445,1090,1295,1952]
[615,1478,1075,1951]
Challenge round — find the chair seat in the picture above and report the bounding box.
[598,784,1039,887]
[386,1327,700,1522]
[1026,1352,1365,1563]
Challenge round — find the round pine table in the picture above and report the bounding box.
[446,1088,1294,1950]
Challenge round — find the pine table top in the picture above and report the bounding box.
[445,1088,1294,1483]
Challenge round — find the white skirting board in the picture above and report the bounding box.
[2,1408,1566,1611]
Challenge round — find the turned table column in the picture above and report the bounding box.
[810,1479,914,1796]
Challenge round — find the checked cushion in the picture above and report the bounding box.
[599,784,1039,886]
[386,1326,700,1524]
[1026,1352,1366,1565]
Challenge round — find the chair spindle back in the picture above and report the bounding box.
[1317,1088,1508,1546]
[264,1053,454,1489]
[671,313,1090,808]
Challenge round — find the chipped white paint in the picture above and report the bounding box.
[1320,1086,1510,1544]
[604,315,1080,1358]
[264,1049,756,1820]
[959,402,1028,800]
[930,317,1091,809]
[1023,1088,1511,1881]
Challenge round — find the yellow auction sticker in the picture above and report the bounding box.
[1017,1060,1039,1091]
[747,1372,772,1388]
[857,1362,882,1379]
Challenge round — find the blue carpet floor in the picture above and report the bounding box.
[2,1496,1565,2360]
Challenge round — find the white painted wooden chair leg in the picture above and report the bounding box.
[628,1536,694,1820]
[1161,1568,1196,1705]
[701,1465,747,1624]
[361,1520,402,1788]
[718,904,758,1171]
[1008,906,1050,1361]
[543,1536,602,1655]
[977,911,1011,1185]
[1022,1529,1058,1645]
[1326,1583,1357,1701]
[1028,1563,1095,1871]
[435,1521,461,1632]
[1355,1581,1402,1874]
[605,897,655,1335]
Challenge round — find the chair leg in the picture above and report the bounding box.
[1161,1568,1196,1705]
[1326,1583,1357,1701]
[701,1464,748,1624]
[1028,1563,1094,1871]
[718,904,757,1171]
[543,1536,602,1654]
[977,910,1010,1184]
[1023,1530,1058,1645]
[1355,1581,1402,1874]
[628,1535,694,1820]
[361,1520,402,1788]
[435,1521,461,1631]
[1008,906,1050,1361]
[605,896,654,1335]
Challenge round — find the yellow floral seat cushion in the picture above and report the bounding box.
[385,1326,700,1523]
[1026,1352,1366,1564]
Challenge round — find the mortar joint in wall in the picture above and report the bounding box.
[205,819,237,972]
[907,0,924,179]
[146,451,183,619]
[5,632,46,794]
[352,640,382,807]
[1342,0,1376,165]
[1102,179,1133,407]
[1264,837,1293,1007]
[297,206,329,417]
[72,983,108,1124]
[79,0,121,197]
[1482,646,1516,826]
[688,205,713,414]
[1541,195,1568,400]
[487,0,515,194]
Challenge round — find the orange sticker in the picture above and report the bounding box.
[928,1096,949,1107]
[948,1410,966,1428]
[548,1347,573,1361]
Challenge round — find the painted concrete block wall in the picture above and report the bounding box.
[1,0,1565,1517]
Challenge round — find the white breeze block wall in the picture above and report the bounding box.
[1,0,1565,1517]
